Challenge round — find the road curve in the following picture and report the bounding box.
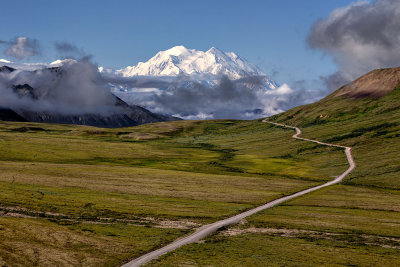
[121,120,356,267]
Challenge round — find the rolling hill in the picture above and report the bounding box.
[270,67,400,189]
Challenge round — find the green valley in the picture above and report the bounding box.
[1,68,400,266]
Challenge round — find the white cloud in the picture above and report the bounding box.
[308,0,400,89]
[265,83,294,95]
[4,37,40,61]
[110,76,317,120]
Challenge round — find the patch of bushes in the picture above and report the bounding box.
[302,118,328,127]
[12,126,46,132]
[325,122,399,142]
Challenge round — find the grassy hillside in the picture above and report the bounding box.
[271,84,400,189]
[147,69,400,266]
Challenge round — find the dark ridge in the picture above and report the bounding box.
[0,66,16,73]
[13,110,139,128]
[12,84,38,99]
[0,108,27,122]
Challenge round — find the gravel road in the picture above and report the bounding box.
[121,120,356,267]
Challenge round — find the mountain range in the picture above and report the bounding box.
[1,46,290,124]
[103,46,289,119]
[0,65,177,127]
[106,46,278,89]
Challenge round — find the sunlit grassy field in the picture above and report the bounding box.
[0,118,349,266]
[2,83,399,266]
[0,217,186,267]
[144,88,400,265]
[149,233,400,267]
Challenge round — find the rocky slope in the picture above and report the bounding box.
[334,67,400,98]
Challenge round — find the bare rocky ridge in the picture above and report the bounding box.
[335,67,400,98]
[0,66,16,73]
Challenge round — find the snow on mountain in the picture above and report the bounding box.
[103,46,303,120]
[113,46,278,89]
[0,47,309,120]
[49,58,77,67]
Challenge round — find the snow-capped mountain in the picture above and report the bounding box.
[117,46,258,78]
[112,46,278,89]
[101,46,294,120]
[0,47,300,120]
[49,58,77,67]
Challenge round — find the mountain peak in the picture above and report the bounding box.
[162,45,191,56]
[116,46,270,80]
[207,46,222,53]
[50,58,77,67]
[206,47,227,59]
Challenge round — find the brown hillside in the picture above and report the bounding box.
[335,67,400,98]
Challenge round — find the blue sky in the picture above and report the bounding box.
[1,0,357,88]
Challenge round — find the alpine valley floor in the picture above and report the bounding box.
[0,118,350,266]
[1,68,400,267]
[0,116,399,266]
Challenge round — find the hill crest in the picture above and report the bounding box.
[335,67,400,98]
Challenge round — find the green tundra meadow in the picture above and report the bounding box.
[1,86,400,266]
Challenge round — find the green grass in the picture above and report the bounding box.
[0,119,345,222]
[147,186,400,266]
[140,81,400,265]
[148,233,400,266]
[248,205,400,237]
[0,161,317,222]
[2,82,398,266]
[0,119,346,180]
[0,118,349,266]
[0,217,186,267]
[271,86,400,190]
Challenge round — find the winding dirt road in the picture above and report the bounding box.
[122,120,356,267]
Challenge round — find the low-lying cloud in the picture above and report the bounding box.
[0,59,121,115]
[152,76,262,119]
[1,59,321,119]
[108,74,320,120]
[308,0,400,90]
